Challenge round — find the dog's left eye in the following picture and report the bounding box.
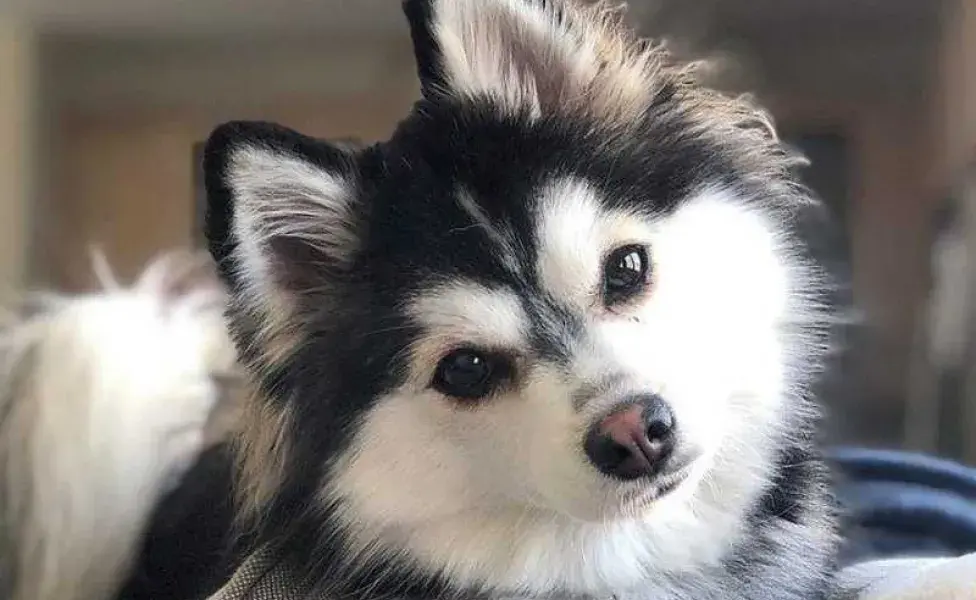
[602,244,650,306]
[432,349,504,401]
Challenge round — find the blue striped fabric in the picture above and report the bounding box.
[831,447,976,565]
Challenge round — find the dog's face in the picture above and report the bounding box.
[205,0,830,594]
[328,180,794,525]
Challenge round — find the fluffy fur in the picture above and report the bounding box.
[203,1,842,599]
[0,251,239,600]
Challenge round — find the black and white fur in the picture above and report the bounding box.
[203,1,840,598]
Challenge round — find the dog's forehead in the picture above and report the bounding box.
[365,178,637,364]
[353,101,764,358]
[367,169,601,292]
[366,106,698,283]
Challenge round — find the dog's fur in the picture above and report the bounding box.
[0,251,239,600]
[200,1,842,599]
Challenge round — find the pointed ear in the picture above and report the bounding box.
[402,0,660,121]
[203,121,363,311]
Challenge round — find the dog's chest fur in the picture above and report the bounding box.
[199,444,836,600]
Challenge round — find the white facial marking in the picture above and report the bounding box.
[585,189,795,480]
[535,177,651,308]
[405,283,527,376]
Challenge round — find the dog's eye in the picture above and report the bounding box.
[602,244,650,306]
[432,349,502,400]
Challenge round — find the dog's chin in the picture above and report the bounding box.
[617,469,693,517]
[610,466,693,514]
[550,466,696,524]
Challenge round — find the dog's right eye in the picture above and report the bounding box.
[432,349,503,400]
[602,244,651,307]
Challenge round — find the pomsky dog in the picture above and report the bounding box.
[200,0,841,599]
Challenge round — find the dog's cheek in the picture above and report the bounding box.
[452,371,595,511]
[516,369,609,515]
[665,314,787,453]
[328,391,482,526]
[632,191,793,452]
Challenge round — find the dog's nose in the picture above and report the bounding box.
[584,395,676,480]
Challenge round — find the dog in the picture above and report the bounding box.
[0,250,239,600]
[199,1,843,599]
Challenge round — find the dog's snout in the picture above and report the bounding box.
[584,395,676,480]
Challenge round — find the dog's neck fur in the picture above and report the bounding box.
[240,437,834,600]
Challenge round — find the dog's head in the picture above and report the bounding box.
[205,0,833,595]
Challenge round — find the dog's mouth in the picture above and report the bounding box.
[618,462,695,511]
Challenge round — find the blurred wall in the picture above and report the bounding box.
[721,18,941,444]
[41,35,419,288]
[935,0,976,462]
[936,0,976,183]
[0,20,36,292]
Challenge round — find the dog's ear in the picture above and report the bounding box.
[403,0,659,121]
[203,121,362,310]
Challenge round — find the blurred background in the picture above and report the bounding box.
[0,0,973,462]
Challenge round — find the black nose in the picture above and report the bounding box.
[583,394,676,480]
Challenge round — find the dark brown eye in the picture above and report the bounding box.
[433,349,503,400]
[602,245,650,306]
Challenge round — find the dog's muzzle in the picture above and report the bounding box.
[583,394,677,481]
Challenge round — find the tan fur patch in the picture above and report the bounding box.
[429,0,790,159]
[204,373,247,447]
[232,391,297,526]
[430,0,668,126]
